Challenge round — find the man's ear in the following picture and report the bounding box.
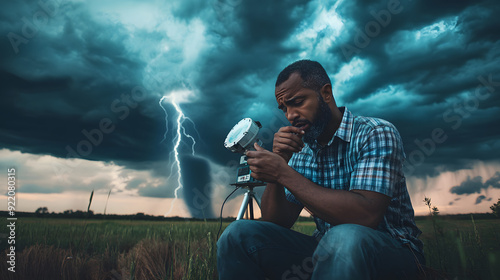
[320,83,333,103]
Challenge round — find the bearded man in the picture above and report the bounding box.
[217,60,425,280]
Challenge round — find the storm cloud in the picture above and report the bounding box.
[475,195,492,205]
[450,172,500,195]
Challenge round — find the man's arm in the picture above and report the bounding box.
[247,125,401,229]
[248,146,390,229]
[278,167,390,229]
[259,126,305,228]
[260,182,303,229]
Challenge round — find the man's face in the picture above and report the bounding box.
[275,72,332,144]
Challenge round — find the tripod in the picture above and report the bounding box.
[231,183,265,220]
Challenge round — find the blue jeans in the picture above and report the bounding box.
[217,220,424,280]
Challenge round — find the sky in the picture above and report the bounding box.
[1,0,499,218]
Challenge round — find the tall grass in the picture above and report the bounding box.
[0,219,221,280]
[1,217,499,279]
[419,216,500,279]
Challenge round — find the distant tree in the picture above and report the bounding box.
[491,198,500,217]
[76,210,84,218]
[35,207,48,217]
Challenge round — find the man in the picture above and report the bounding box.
[217,60,424,280]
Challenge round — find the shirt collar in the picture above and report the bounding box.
[327,106,353,146]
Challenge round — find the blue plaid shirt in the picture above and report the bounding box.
[285,107,424,254]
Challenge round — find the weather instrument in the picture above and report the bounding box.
[224,118,266,220]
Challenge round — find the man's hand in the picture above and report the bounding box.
[272,126,305,162]
[246,143,289,184]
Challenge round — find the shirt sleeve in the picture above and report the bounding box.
[349,125,405,197]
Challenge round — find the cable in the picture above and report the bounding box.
[216,186,240,241]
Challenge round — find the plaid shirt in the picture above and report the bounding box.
[285,107,424,254]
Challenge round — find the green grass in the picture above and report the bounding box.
[1,218,222,279]
[1,217,499,279]
[6,218,219,253]
[417,216,500,279]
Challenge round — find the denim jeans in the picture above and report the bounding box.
[217,220,424,280]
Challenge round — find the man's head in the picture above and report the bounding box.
[275,60,331,93]
[275,60,338,145]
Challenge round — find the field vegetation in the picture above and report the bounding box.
[1,214,499,279]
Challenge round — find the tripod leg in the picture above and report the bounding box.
[249,196,254,220]
[236,192,250,220]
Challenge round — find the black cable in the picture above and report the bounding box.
[216,186,240,241]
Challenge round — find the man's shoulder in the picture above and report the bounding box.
[351,114,400,137]
[353,114,396,131]
[348,113,403,149]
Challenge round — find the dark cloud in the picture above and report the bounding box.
[181,0,312,165]
[475,195,492,205]
[475,195,486,204]
[450,176,483,195]
[0,1,169,165]
[485,172,500,189]
[330,0,500,177]
[450,172,500,195]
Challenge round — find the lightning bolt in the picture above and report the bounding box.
[159,90,198,216]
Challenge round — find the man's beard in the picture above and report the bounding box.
[302,97,332,145]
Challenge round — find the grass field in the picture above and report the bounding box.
[1,216,499,279]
